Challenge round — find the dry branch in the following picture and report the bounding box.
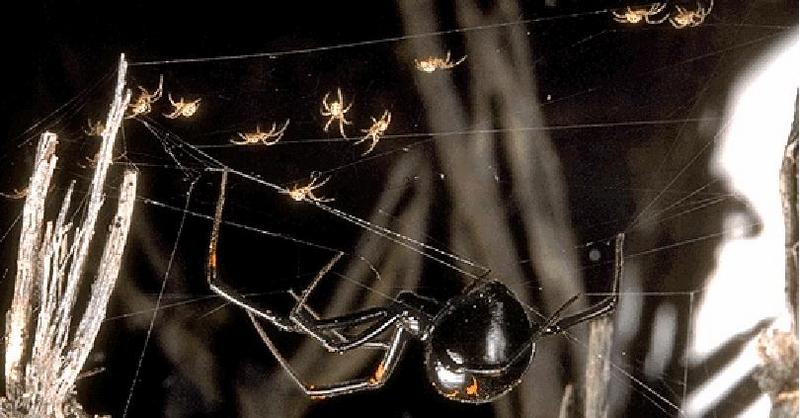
[584,318,614,418]
[780,92,798,336]
[1,54,135,418]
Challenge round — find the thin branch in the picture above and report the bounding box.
[585,317,614,418]
[780,92,798,336]
[4,132,58,399]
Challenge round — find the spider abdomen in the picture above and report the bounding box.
[424,281,534,403]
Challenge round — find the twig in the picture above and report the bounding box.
[558,383,575,418]
[584,317,614,418]
[779,92,798,336]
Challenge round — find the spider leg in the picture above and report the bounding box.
[231,133,249,145]
[210,169,394,343]
[482,233,626,377]
[338,120,349,138]
[286,248,398,351]
[287,289,387,350]
[207,170,298,330]
[308,193,335,203]
[542,232,625,335]
[289,251,345,318]
[323,117,334,133]
[292,309,401,352]
[646,13,669,25]
[354,133,369,145]
[208,170,412,396]
[360,137,379,156]
[263,137,282,146]
[249,310,409,397]
[275,119,290,136]
[263,119,290,145]
[310,175,330,189]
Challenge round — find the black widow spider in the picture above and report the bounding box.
[206,170,625,403]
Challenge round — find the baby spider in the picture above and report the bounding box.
[670,1,713,29]
[81,150,128,169]
[0,187,28,200]
[356,110,391,156]
[207,170,626,402]
[414,51,467,73]
[612,3,667,24]
[126,74,163,119]
[231,119,290,146]
[321,88,353,138]
[282,175,333,203]
[84,118,105,136]
[164,94,201,119]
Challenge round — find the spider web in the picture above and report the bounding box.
[0,2,795,417]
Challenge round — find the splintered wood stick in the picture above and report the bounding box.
[585,317,614,418]
[1,54,135,418]
[779,94,798,336]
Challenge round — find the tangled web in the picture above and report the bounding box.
[1,2,795,417]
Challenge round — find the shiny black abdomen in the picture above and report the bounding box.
[424,281,534,403]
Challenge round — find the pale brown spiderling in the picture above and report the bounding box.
[282,175,333,203]
[84,118,105,136]
[611,3,667,24]
[670,1,713,29]
[81,150,128,169]
[164,94,201,119]
[414,51,467,73]
[126,74,163,119]
[231,119,290,146]
[0,187,28,200]
[356,110,391,156]
[321,88,353,138]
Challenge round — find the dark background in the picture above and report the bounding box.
[0,1,796,417]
